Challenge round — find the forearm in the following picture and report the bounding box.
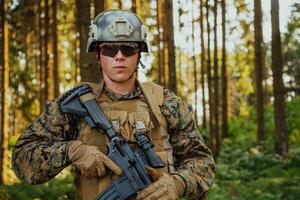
[156,87,216,198]
[12,100,78,184]
[12,139,71,184]
[171,122,215,199]
[174,147,215,198]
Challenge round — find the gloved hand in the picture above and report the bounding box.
[67,140,122,177]
[136,166,186,200]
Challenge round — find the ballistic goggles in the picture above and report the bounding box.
[99,42,140,57]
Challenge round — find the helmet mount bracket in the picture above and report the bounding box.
[108,15,134,38]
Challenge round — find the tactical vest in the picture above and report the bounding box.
[74,81,174,200]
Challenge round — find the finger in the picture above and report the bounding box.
[96,160,106,177]
[137,186,167,200]
[103,157,122,176]
[136,182,161,200]
[97,152,123,176]
[145,166,163,181]
[143,189,168,200]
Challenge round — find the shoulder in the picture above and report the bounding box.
[139,81,164,105]
[162,88,181,102]
[58,81,104,101]
[81,81,104,98]
[139,81,184,107]
[160,88,194,129]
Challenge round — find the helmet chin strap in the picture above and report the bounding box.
[135,53,141,72]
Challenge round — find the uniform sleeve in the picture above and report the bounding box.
[12,100,79,184]
[161,89,216,199]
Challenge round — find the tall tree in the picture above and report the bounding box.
[0,0,9,184]
[52,0,59,97]
[76,0,101,83]
[254,0,265,144]
[43,0,49,104]
[221,0,228,138]
[132,0,140,15]
[271,0,288,155]
[158,0,166,86]
[155,0,163,85]
[117,0,122,9]
[213,0,220,153]
[191,0,198,123]
[164,0,177,93]
[38,0,44,111]
[200,0,207,129]
[206,0,217,156]
[94,0,104,16]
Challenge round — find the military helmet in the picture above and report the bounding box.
[86,10,148,53]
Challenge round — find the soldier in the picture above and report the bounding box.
[12,10,215,200]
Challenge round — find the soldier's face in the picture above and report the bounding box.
[99,44,139,84]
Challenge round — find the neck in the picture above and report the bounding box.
[103,74,137,95]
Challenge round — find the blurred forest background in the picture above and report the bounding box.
[0,0,300,199]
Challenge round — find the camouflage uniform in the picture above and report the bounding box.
[12,82,215,199]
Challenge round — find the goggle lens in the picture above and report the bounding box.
[100,45,139,57]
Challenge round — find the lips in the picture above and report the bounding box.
[114,65,126,69]
[113,66,127,73]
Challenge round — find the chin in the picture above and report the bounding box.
[111,76,132,83]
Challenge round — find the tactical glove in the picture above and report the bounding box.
[67,140,122,177]
[136,166,186,200]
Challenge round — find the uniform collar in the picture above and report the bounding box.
[103,81,142,101]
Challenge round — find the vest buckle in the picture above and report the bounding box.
[135,121,146,132]
[111,120,120,133]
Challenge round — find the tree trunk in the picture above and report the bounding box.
[254,0,265,144]
[156,0,163,85]
[213,0,220,154]
[132,0,140,15]
[200,0,207,129]
[206,0,217,156]
[52,0,59,97]
[160,0,166,86]
[221,0,228,138]
[271,0,288,155]
[94,0,104,16]
[76,0,101,83]
[43,0,49,103]
[38,0,44,111]
[0,0,9,184]
[118,0,122,9]
[192,0,198,123]
[164,0,177,93]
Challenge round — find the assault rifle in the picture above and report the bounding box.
[58,84,165,200]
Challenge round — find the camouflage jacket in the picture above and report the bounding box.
[12,82,215,199]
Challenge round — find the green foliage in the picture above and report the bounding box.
[0,176,75,200]
[206,96,300,200]
[282,3,300,91]
[207,138,300,199]
[286,96,300,144]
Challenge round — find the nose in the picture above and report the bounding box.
[115,50,125,60]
